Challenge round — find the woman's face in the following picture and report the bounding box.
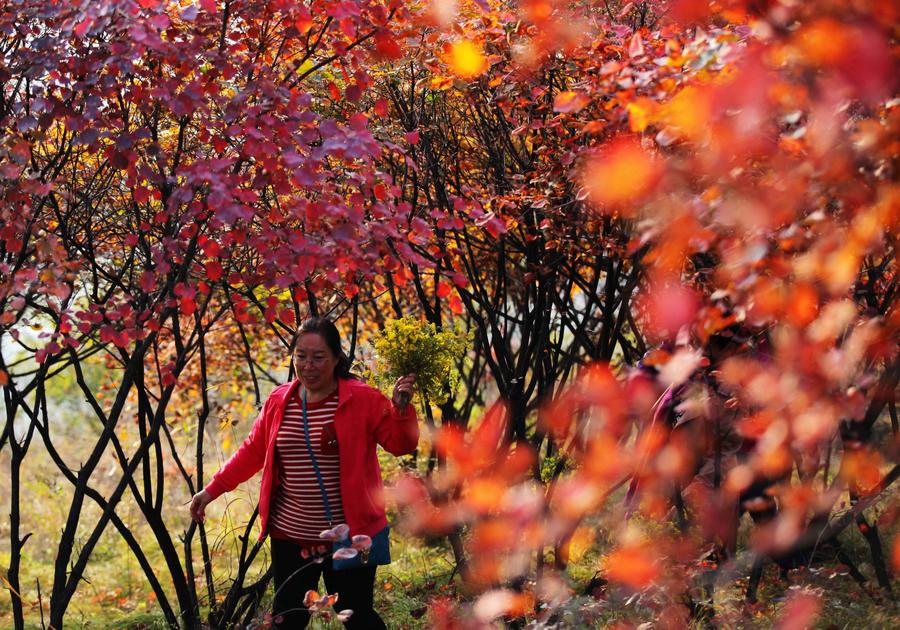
[293,332,339,392]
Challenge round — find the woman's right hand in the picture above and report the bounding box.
[189,489,212,524]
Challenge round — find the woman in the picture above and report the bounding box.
[189,317,417,629]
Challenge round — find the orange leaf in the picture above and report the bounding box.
[470,402,507,460]
[464,477,506,514]
[785,282,819,327]
[582,139,662,211]
[796,18,848,66]
[603,542,660,589]
[660,86,710,139]
[892,538,900,573]
[294,10,313,34]
[553,91,590,114]
[840,449,883,495]
[522,0,553,23]
[303,590,320,607]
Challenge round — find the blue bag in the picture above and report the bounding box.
[331,525,391,570]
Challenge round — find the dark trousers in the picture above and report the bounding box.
[270,537,387,629]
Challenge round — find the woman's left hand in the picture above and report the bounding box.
[392,374,416,409]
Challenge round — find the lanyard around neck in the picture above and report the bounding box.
[301,389,334,526]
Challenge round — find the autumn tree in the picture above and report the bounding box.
[1,0,416,628]
[389,0,899,626]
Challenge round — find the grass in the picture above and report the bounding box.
[2,506,898,629]
[2,411,898,629]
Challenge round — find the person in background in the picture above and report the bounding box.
[189,317,418,629]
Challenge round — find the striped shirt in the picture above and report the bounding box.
[268,390,345,545]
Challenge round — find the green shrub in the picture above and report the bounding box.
[372,316,470,405]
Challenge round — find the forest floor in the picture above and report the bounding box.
[2,483,897,629]
[1,411,898,629]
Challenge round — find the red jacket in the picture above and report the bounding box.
[205,377,419,541]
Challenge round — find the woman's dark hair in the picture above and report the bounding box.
[295,317,357,380]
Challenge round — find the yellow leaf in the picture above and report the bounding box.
[626,97,656,133]
[560,526,595,564]
[430,75,453,91]
[448,40,487,79]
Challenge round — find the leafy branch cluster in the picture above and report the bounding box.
[372,315,470,405]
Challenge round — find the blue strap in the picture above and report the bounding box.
[301,390,333,526]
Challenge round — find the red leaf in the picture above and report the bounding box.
[374,31,403,61]
[616,2,635,19]
[295,8,313,33]
[200,0,217,13]
[670,0,713,23]
[448,293,464,315]
[5,237,23,253]
[328,82,341,101]
[180,296,197,315]
[776,590,821,630]
[74,17,94,37]
[373,183,388,201]
[201,240,221,257]
[133,187,151,204]
[405,130,420,145]
[637,283,699,339]
[149,13,170,30]
[628,32,645,58]
[137,0,161,8]
[100,325,116,344]
[11,139,31,163]
[437,282,452,298]
[470,402,507,458]
[483,215,507,238]
[161,369,176,387]
[206,260,223,281]
[345,83,362,103]
[339,18,355,39]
